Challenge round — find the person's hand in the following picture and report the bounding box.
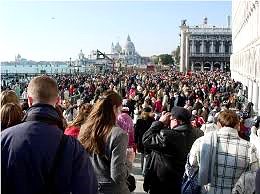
[159,111,171,126]
[126,148,135,163]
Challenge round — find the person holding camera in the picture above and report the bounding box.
[142,106,203,194]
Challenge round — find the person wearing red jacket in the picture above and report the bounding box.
[153,96,163,113]
[64,103,92,138]
[69,84,75,96]
[210,84,217,95]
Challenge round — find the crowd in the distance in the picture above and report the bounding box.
[1,69,260,194]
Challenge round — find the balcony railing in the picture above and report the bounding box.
[189,53,231,57]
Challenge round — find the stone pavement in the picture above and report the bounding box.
[131,153,146,194]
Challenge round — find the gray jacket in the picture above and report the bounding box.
[90,126,131,194]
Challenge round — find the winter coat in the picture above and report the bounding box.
[1,103,97,194]
[89,126,131,194]
[134,117,155,153]
[142,121,203,194]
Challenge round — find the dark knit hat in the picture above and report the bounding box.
[171,106,191,123]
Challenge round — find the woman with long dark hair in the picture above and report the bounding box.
[79,91,135,194]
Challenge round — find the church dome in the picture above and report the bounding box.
[115,42,122,53]
[78,50,85,60]
[124,35,135,55]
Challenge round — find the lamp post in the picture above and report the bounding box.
[69,57,72,75]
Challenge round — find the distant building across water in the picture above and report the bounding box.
[1,35,150,74]
[1,54,71,74]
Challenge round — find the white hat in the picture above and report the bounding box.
[207,115,214,123]
[121,107,129,112]
[192,110,197,115]
[122,99,128,106]
[145,96,150,100]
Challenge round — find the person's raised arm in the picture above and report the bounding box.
[142,112,171,151]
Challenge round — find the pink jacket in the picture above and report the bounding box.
[116,113,135,147]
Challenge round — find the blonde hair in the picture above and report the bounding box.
[1,90,19,106]
[28,76,58,103]
[79,91,122,155]
[141,111,150,120]
[68,103,93,128]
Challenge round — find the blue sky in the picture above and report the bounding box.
[0,1,231,61]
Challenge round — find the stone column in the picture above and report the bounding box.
[201,62,204,71]
[190,40,193,54]
[193,40,196,54]
[191,61,194,71]
[200,40,204,54]
[258,83,260,116]
[253,81,259,114]
[180,27,187,72]
[221,41,225,53]
[248,79,253,103]
[191,39,195,54]
[185,34,190,72]
[210,41,214,53]
[221,62,224,71]
[210,62,213,71]
[243,76,247,88]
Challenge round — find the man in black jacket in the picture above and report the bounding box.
[142,106,203,194]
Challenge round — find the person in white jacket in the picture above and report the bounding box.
[250,116,260,159]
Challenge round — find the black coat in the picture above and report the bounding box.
[142,121,204,194]
[134,117,155,153]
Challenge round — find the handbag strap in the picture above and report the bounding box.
[46,134,69,193]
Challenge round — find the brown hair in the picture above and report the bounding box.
[1,90,19,106]
[217,110,239,128]
[141,111,150,120]
[28,76,58,103]
[1,103,24,131]
[68,103,93,128]
[79,91,122,155]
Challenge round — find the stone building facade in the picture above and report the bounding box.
[180,17,232,72]
[230,0,260,114]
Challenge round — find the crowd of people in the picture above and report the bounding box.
[1,69,260,194]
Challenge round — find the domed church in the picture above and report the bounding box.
[110,35,141,65]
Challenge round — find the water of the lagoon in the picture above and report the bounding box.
[0,64,88,74]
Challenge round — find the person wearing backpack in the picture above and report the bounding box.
[1,76,98,194]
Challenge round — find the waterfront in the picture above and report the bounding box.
[0,64,88,74]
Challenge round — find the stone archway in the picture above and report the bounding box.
[214,62,221,70]
[203,62,211,71]
[194,62,201,71]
